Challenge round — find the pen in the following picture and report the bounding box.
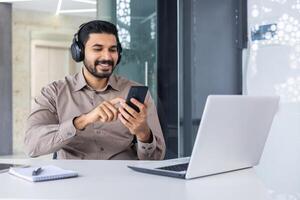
[32,167,43,176]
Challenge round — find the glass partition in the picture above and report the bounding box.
[113,0,158,103]
[247,0,300,197]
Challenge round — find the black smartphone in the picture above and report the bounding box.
[126,86,148,112]
[0,163,27,173]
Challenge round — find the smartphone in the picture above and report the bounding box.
[126,86,148,112]
[0,163,27,173]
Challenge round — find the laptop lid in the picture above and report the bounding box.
[185,95,279,179]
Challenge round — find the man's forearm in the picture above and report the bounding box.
[73,114,91,130]
[24,118,77,157]
[136,128,152,143]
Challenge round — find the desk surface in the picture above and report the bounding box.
[0,159,271,200]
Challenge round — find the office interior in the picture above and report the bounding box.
[0,0,299,198]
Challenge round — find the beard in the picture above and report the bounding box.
[84,59,115,78]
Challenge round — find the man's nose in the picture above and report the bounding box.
[101,49,113,60]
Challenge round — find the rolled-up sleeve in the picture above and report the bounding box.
[24,84,77,157]
[136,93,166,160]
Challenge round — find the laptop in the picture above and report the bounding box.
[128,95,280,179]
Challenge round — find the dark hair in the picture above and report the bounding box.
[78,20,121,48]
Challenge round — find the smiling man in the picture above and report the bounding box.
[24,20,166,160]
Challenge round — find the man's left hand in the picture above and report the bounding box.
[118,98,152,143]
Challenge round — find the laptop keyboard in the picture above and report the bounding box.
[157,163,189,172]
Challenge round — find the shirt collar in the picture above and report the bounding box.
[107,73,121,91]
[72,68,120,92]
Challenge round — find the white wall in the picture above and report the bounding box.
[12,9,92,155]
[246,0,300,197]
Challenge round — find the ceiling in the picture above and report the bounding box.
[0,0,157,19]
[1,0,97,17]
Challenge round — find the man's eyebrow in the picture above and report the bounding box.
[92,44,103,47]
[91,44,118,48]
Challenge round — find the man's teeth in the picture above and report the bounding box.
[98,64,110,67]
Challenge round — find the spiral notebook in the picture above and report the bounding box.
[9,165,78,182]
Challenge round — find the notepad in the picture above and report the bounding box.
[9,165,78,182]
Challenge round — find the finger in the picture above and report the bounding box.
[118,107,135,122]
[98,107,108,122]
[130,98,147,113]
[102,102,118,121]
[100,104,114,121]
[120,102,138,117]
[110,97,125,105]
[118,113,133,129]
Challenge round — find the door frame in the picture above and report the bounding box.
[30,40,72,106]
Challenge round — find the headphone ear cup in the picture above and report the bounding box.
[116,43,122,65]
[71,41,84,62]
[116,54,122,65]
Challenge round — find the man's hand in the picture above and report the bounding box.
[73,97,124,130]
[118,98,152,143]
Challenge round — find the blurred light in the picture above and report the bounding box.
[265,32,272,39]
[59,9,96,13]
[277,22,284,29]
[0,0,33,2]
[252,9,259,17]
[251,43,259,51]
[285,24,293,32]
[262,7,272,12]
[55,0,62,15]
[282,14,289,20]
[117,0,131,49]
[271,24,277,31]
[72,0,96,4]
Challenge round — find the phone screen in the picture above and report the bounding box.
[126,86,148,112]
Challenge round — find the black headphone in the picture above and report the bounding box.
[70,20,122,65]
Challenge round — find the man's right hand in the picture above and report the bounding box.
[73,97,125,130]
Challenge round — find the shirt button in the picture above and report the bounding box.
[100,147,104,151]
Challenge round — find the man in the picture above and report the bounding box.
[24,20,166,160]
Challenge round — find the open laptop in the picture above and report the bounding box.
[128,95,280,179]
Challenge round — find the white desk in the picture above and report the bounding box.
[0,159,272,200]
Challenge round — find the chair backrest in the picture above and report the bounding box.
[53,151,57,159]
[156,97,177,159]
[156,97,169,138]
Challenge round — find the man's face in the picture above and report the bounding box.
[83,33,119,79]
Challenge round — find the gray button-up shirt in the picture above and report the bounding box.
[24,69,166,160]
